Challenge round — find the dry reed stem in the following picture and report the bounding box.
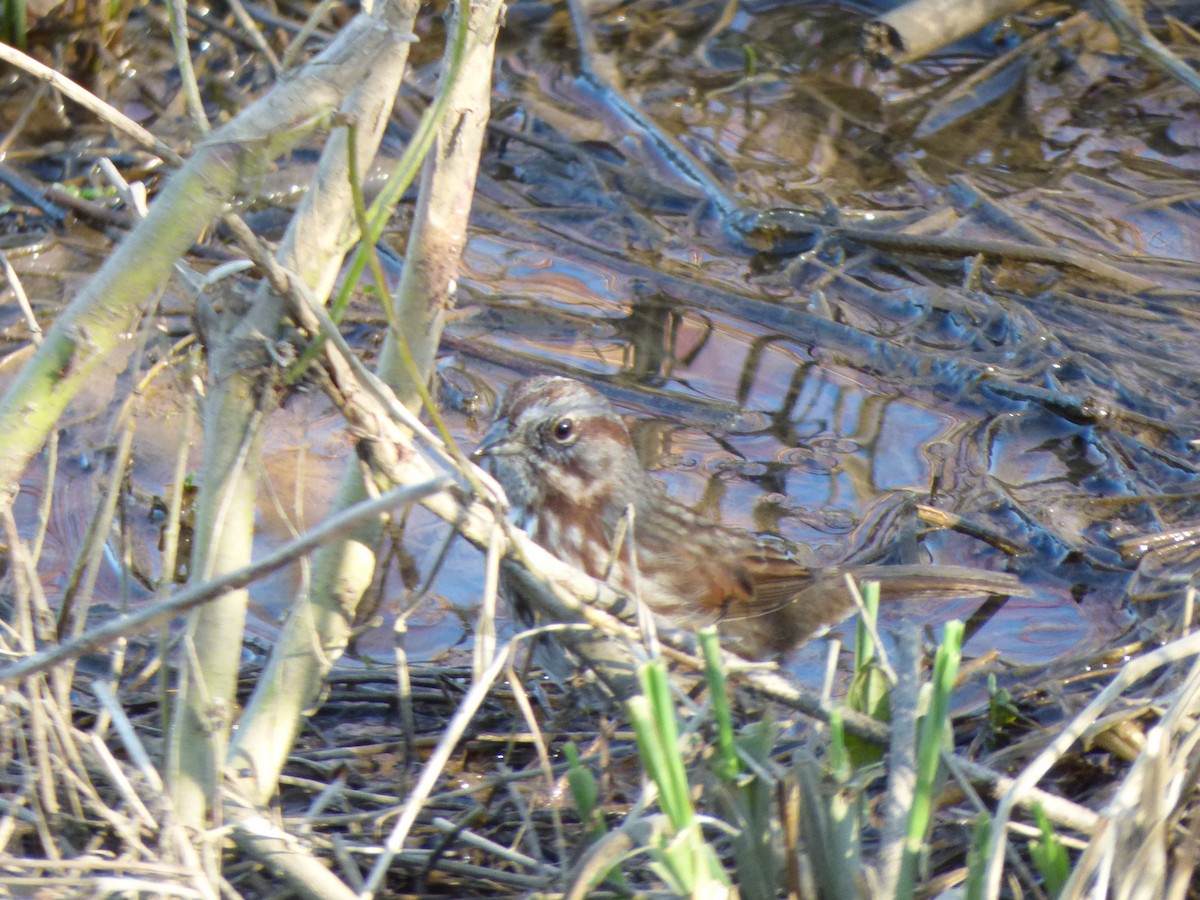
[164,0,416,810]
[0,480,451,685]
[0,43,184,164]
[359,640,515,898]
[984,627,1200,898]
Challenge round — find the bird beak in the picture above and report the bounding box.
[471,418,521,460]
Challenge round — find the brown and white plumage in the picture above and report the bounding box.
[474,375,1023,658]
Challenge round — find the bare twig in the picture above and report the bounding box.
[1094,0,1200,96]
[0,479,451,686]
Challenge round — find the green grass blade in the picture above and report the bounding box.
[1029,802,1070,898]
[896,619,964,900]
[699,626,739,782]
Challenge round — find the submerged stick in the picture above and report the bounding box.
[862,0,1038,68]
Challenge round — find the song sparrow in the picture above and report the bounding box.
[473,375,1023,658]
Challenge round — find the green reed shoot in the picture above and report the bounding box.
[2,0,26,48]
[897,618,964,900]
[699,626,739,782]
[1029,802,1069,898]
[847,580,889,765]
[564,741,604,840]
[700,626,781,899]
[629,658,731,895]
[964,813,992,900]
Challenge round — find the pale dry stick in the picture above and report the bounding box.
[1073,819,1117,899]
[110,479,137,690]
[225,0,283,73]
[1068,648,1200,896]
[1,487,55,646]
[862,0,1038,67]
[1154,643,1200,740]
[88,879,206,899]
[375,0,503,413]
[39,692,97,828]
[280,774,388,808]
[0,877,205,898]
[149,347,197,708]
[498,777,543,865]
[58,751,153,857]
[176,635,230,824]
[0,253,56,571]
[499,761,545,864]
[0,479,451,686]
[473,525,503,677]
[300,774,349,833]
[392,617,416,784]
[1,252,43,343]
[430,816,558,877]
[358,641,515,900]
[1166,813,1200,900]
[943,753,1059,895]
[1182,583,1196,637]
[346,848,551,890]
[0,509,61,826]
[0,81,48,158]
[1095,0,1200,95]
[220,807,358,900]
[22,679,58,822]
[165,0,208,130]
[948,797,1090,851]
[279,270,460,469]
[877,627,920,894]
[198,0,419,815]
[844,574,898,685]
[90,681,165,794]
[8,714,60,860]
[505,658,569,886]
[0,776,38,850]
[96,158,150,217]
[58,421,136,646]
[0,43,183,164]
[280,0,340,70]
[195,411,263,590]
[1111,727,1171,898]
[86,734,158,831]
[982,629,1200,899]
[330,833,366,893]
[820,637,841,709]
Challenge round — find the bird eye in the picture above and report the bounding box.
[551,417,576,443]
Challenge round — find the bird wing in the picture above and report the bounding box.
[727,552,1028,656]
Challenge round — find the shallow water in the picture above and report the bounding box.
[4,0,1200,683]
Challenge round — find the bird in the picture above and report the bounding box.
[472,375,1023,659]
